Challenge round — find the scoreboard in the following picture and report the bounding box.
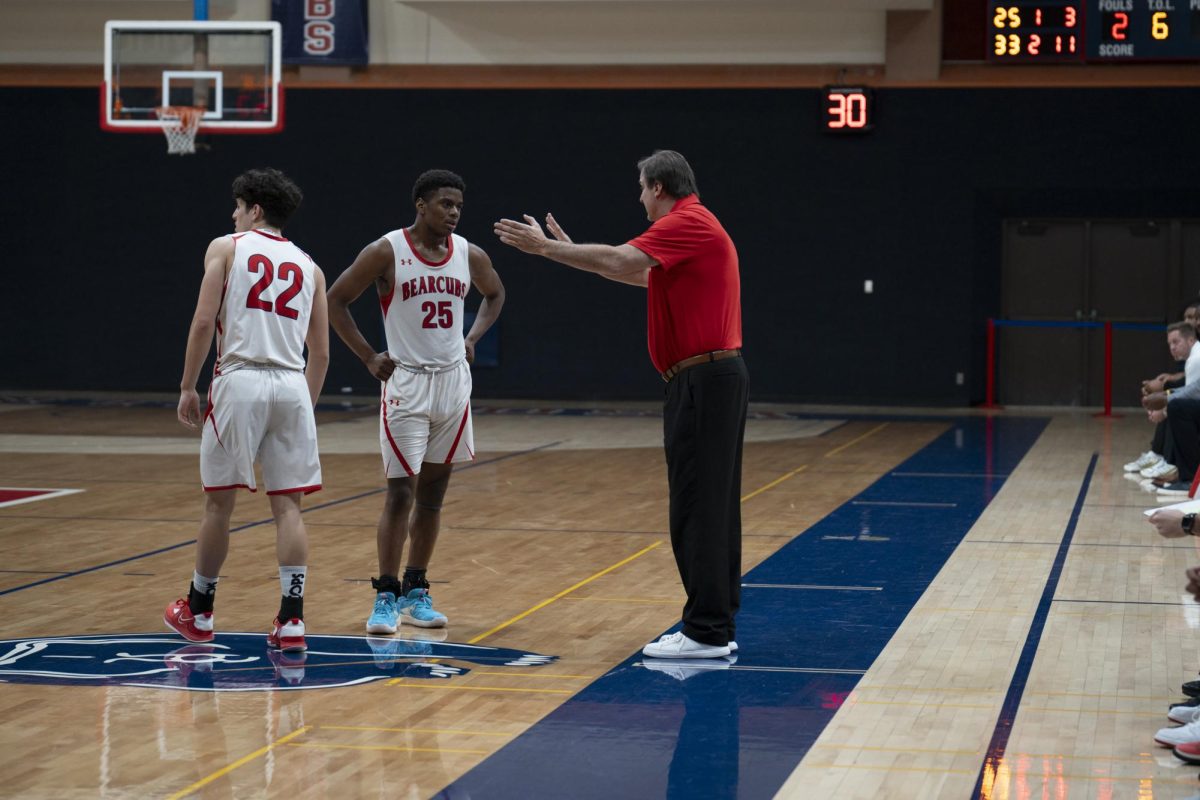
[988,1,1200,62]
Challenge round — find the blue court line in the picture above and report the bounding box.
[0,442,560,598]
[970,453,1097,799]
[437,415,1049,800]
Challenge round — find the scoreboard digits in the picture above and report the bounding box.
[987,1,1200,62]
[989,2,1082,61]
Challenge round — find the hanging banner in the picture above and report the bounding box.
[271,0,369,65]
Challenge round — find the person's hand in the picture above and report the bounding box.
[1143,378,1165,395]
[464,337,477,364]
[1186,566,1200,602]
[1143,391,1168,411]
[494,215,550,255]
[177,389,201,429]
[365,352,396,382]
[545,213,573,244]
[1148,508,1186,538]
[1148,408,1167,423]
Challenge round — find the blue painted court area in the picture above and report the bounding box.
[437,415,1049,799]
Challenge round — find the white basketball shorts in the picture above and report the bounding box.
[201,367,322,494]
[379,360,474,478]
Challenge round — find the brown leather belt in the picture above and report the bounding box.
[661,349,741,382]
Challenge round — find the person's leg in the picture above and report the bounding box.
[367,476,416,633]
[653,360,747,653]
[378,476,417,578]
[1153,419,1168,456]
[165,490,236,642]
[1168,398,1200,482]
[267,492,308,651]
[684,360,748,648]
[397,463,453,627]
[195,490,237,581]
[406,462,453,582]
[663,369,699,638]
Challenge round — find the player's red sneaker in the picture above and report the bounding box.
[163,598,214,643]
[268,617,306,652]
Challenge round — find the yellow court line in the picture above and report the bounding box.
[164,725,311,800]
[385,681,573,694]
[466,541,663,645]
[320,725,514,737]
[741,464,809,502]
[472,671,594,679]
[823,421,890,458]
[563,596,678,605]
[288,742,490,755]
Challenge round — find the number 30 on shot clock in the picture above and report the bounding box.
[823,86,873,133]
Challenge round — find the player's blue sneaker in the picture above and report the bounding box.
[399,588,448,628]
[366,591,399,634]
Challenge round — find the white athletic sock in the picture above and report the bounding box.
[280,566,307,599]
[192,571,219,597]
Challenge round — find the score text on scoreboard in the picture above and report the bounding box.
[988,2,1200,62]
[822,87,873,134]
[988,2,1082,61]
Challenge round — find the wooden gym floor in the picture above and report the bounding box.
[0,396,1197,799]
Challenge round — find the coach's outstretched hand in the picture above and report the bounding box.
[544,213,572,244]
[493,215,549,255]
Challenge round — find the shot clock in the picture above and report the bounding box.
[987,1,1200,62]
[822,86,873,134]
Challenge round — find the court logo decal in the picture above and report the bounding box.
[0,632,557,692]
[0,487,84,509]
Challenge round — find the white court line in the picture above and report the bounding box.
[741,583,882,592]
[0,488,84,509]
[635,662,866,675]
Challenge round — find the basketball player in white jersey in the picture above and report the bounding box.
[164,168,329,655]
[328,169,504,634]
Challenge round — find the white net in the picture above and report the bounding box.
[154,107,205,155]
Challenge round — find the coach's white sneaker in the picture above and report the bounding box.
[643,631,730,659]
[1154,718,1200,747]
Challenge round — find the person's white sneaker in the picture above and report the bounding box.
[642,631,731,659]
[1125,451,1163,472]
[1154,718,1200,747]
[1169,705,1200,725]
[1142,460,1179,481]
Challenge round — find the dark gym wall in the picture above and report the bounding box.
[3,86,1200,404]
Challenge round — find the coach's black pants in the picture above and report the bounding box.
[663,356,749,647]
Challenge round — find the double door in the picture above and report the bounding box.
[999,219,1200,406]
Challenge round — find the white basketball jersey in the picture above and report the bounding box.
[381,228,471,368]
[216,229,317,373]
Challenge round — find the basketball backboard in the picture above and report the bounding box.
[102,20,282,134]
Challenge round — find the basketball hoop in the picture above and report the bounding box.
[154,106,205,155]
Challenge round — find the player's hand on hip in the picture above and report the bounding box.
[544,213,573,244]
[366,352,395,382]
[493,215,548,254]
[464,338,476,364]
[177,389,201,429]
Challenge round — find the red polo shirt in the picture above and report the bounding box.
[627,195,742,373]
